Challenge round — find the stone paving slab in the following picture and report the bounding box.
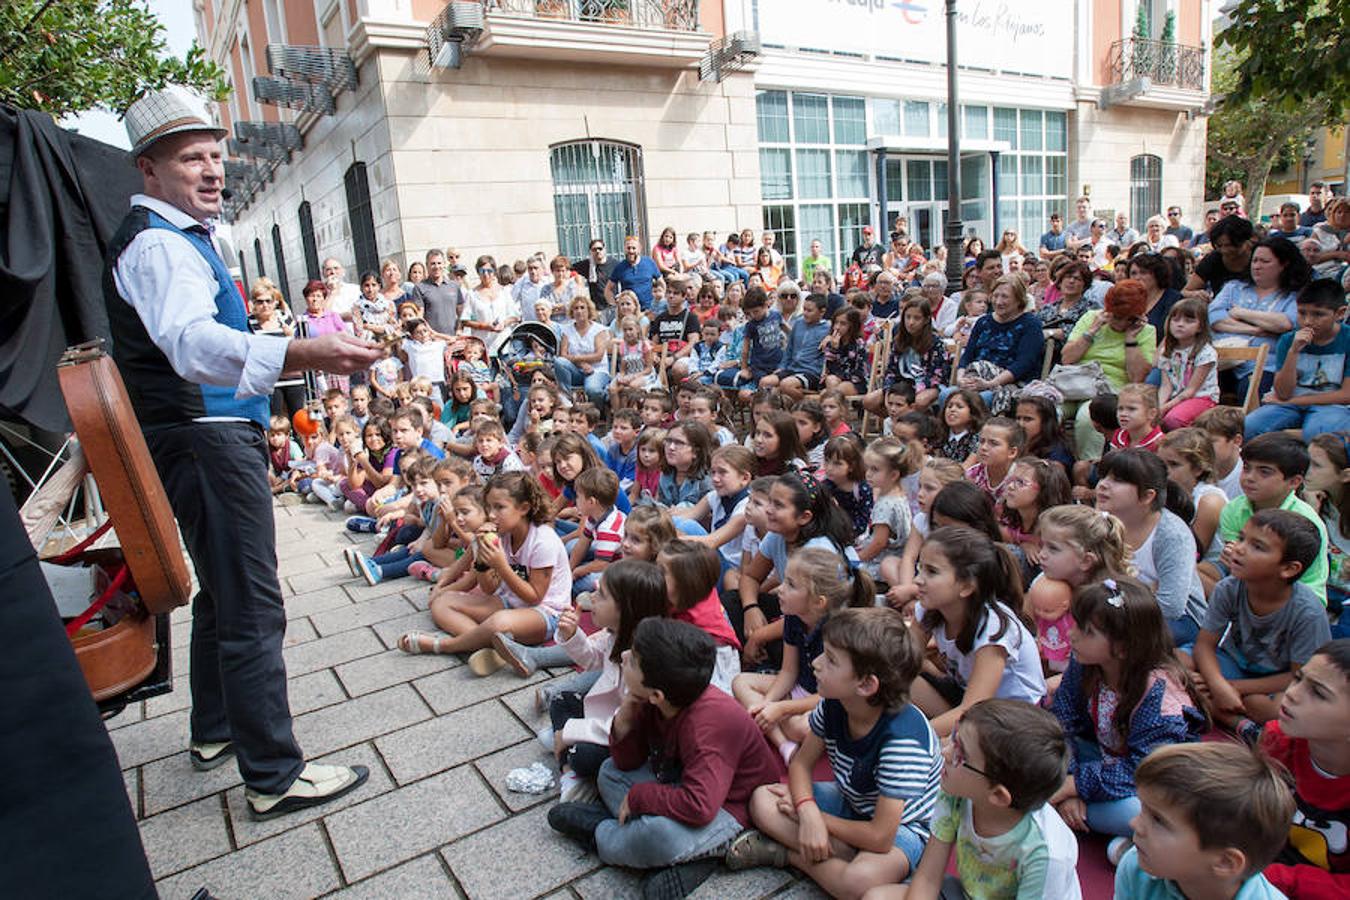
[324,764,504,883]
[154,823,340,900]
[374,698,529,785]
[444,805,601,900]
[124,499,815,899]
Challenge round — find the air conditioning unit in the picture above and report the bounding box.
[428,1,485,70]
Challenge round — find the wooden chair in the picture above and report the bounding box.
[858,322,894,437]
[1216,344,1270,414]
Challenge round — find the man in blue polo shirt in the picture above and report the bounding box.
[606,235,661,311]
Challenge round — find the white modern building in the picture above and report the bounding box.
[196,0,1214,300]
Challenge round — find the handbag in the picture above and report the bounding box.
[1047,361,1111,402]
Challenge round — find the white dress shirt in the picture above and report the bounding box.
[112,194,289,407]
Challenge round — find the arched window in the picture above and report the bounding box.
[549,140,646,260]
[344,162,379,276]
[271,224,291,309]
[1129,154,1162,229]
[254,237,266,279]
[298,201,320,281]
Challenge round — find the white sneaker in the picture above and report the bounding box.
[1107,836,1134,867]
[536,726,555,751]
[575,591,595,612]
[558,771,599,804]
[245,763,369,820]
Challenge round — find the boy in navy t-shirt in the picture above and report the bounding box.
[729,607,942,897]
[1245,278,1350,440]
[759,294,832,402]
[716,287,784,400]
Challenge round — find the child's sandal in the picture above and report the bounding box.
[397,631,449,655]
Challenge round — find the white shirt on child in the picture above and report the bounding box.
[498,524,572,615]
[402,337,448,382]
[912,599,1047,704]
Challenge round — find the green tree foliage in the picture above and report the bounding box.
[1218,0,1350,120]
[0,0,228,117]
[1205,47,1321,211]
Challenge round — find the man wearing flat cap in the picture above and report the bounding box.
[105,88,381,819]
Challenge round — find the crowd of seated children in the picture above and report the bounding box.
[284,260,1350,898]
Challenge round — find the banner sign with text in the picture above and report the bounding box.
[758,0,1075,80]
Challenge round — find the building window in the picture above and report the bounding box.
[271,224,292,308]
[548,140,646,261]
[343,162,379,276]
[298,201,320,281]
[1130,154,1163,229]
[254,237,266,279]
[755,89,871,277]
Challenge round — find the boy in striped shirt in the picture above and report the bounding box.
[727,607,942,896]
[569,467,626,597]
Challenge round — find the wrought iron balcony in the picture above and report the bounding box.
[484,0,701,32]
[1108,37,1205,91]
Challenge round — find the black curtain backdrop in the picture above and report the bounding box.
[0,105,142,432]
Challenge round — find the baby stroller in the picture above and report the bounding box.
[494,321,558,414]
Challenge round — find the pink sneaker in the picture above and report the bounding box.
[408,561,438,582]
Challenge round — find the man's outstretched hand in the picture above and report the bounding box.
[285,332,385,375]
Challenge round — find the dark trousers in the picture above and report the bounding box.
[270,383,307,419]
[146,422,304,794]
[549,691,610,778]
[0,482,156,897]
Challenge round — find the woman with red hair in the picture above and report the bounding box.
[1061,278,1157,460]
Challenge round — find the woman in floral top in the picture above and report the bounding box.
[884,297,949,410]
[1037,260,1098,341]
[822,306,869,395]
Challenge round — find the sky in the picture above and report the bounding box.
[64,0,200,149]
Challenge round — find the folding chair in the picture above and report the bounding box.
[1216,344,1270,414]
[858,322,894,437]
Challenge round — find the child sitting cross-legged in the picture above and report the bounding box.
[1114,742,1295,900]
[1048,577,1208,866]
[547,619,786,899]
[1260,637,1350,897]
[869,699,1082,900]
[539,559,669,803]
[728,607,941,896]
[1190,509,1332,742]
[397,472,571,661]
[732,547,876,764]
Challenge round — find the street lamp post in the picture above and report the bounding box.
[943,0,964,294]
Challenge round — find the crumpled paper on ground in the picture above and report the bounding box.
[505,761,555,794]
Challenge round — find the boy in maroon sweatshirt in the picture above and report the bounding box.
[549,618,786,898]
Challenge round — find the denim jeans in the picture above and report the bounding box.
[371,546,423,580]
[555,357,611,406]
[713,263,749,284]
[1245,401,1350,440]
[1072,738,1140,837]
[594,761,744,868]
[1167,613,1199,648]
[937,384,997,410]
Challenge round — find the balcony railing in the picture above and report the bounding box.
[1108,37,1205,91]
[484,0,701,32]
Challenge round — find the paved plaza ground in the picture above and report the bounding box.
[107,499,826,899]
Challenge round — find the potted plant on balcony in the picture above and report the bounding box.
[1131,4,1154,80]
[1157,11,1178,86]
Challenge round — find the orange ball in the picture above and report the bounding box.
[292,407,319,437]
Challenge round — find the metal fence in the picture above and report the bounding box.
[485,0,701,31]
[1108,37,1206,91]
